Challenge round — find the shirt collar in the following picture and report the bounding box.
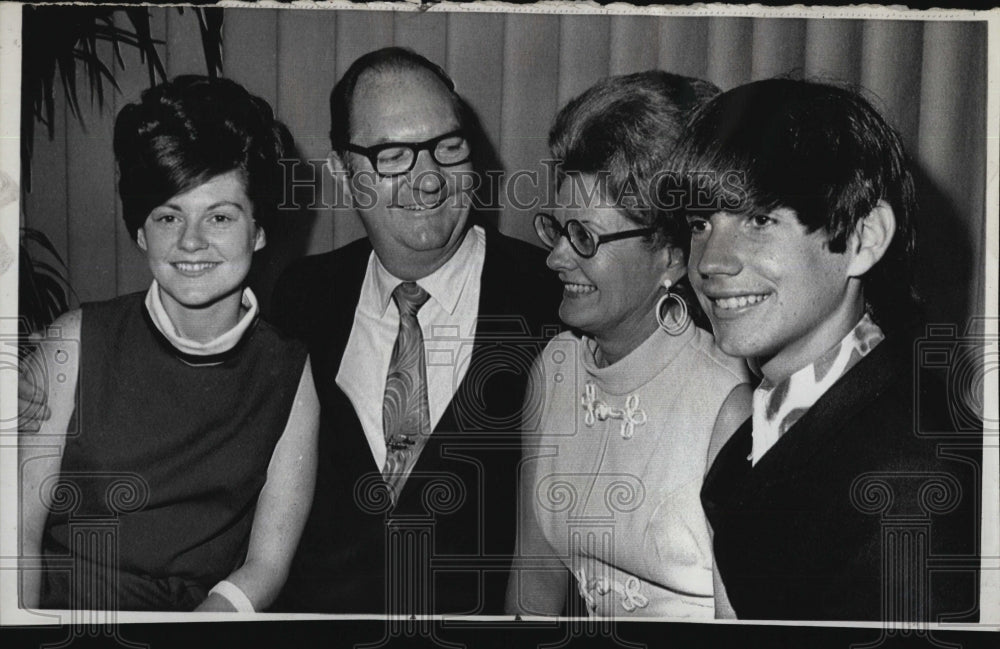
[371,225,481,316]
[144,279,259,357]
[758,313,885,393]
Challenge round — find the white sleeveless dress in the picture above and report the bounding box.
[525,325,749,618]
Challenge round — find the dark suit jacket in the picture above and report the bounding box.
[701,338,981,622]
[268,227,562,614]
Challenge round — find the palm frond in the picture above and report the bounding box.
[21,5,223,190]
[194,7,225,78]
[22,228,66,265]
[31,260,71,282]
[19,227,76,334]
[123,7,167,86]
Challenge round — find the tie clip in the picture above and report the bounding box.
[387,435,416,451]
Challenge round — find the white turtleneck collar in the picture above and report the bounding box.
[143,280,259,357]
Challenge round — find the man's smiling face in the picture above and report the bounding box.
[343,68,473,275]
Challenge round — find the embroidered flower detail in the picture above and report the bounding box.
[620,576,649,612]
[581,382,647,439]
[574,568,599,613]
[574,567,649,614]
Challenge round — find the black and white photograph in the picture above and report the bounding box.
[0,1,996,647]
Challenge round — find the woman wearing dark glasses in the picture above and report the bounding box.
[506,71,751,618]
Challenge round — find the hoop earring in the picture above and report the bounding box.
[656,292,691,336]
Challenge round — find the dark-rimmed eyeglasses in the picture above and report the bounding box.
[343,129,471,177]
[534,212,654,259]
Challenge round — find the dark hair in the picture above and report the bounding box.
[550,70,720,327]
[666,78,918,335]
[329,47,462,152]
[113,75,289,241]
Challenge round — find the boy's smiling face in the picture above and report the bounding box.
[687,207,865,383]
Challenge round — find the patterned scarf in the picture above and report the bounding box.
[750,313,885,465]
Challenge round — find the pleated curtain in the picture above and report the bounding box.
[21,8,988,329]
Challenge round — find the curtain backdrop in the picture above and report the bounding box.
[21,7,988,329]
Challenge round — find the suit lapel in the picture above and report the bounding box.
[317,240,381,475]
[324,242,371,378]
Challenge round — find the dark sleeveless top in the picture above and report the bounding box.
[40,292,307,611]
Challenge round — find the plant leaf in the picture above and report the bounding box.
[32,260,71,283]
[124,7,167,85]
[74,49,120,89]
[33,273,69,321]
[193,7,224,78]
[21,5,208,191]
[19,245,45,331]
[57,50,82,120]
[23,229,68,266]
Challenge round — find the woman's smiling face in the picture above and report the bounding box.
[137,170,264,321]
[545,174,674,355]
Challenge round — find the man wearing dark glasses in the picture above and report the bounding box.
[270,47,561,614]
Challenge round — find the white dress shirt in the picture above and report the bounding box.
[337,226,486,469]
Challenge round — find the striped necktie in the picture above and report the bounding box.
[382,281,431,503]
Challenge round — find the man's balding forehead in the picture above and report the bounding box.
[329,47,461,150]
[352,65,455,101]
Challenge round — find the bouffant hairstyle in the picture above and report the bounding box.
[665,78,918,335]
[550,70,720,251]
[113,75,289,240]
[550,70,720,327]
